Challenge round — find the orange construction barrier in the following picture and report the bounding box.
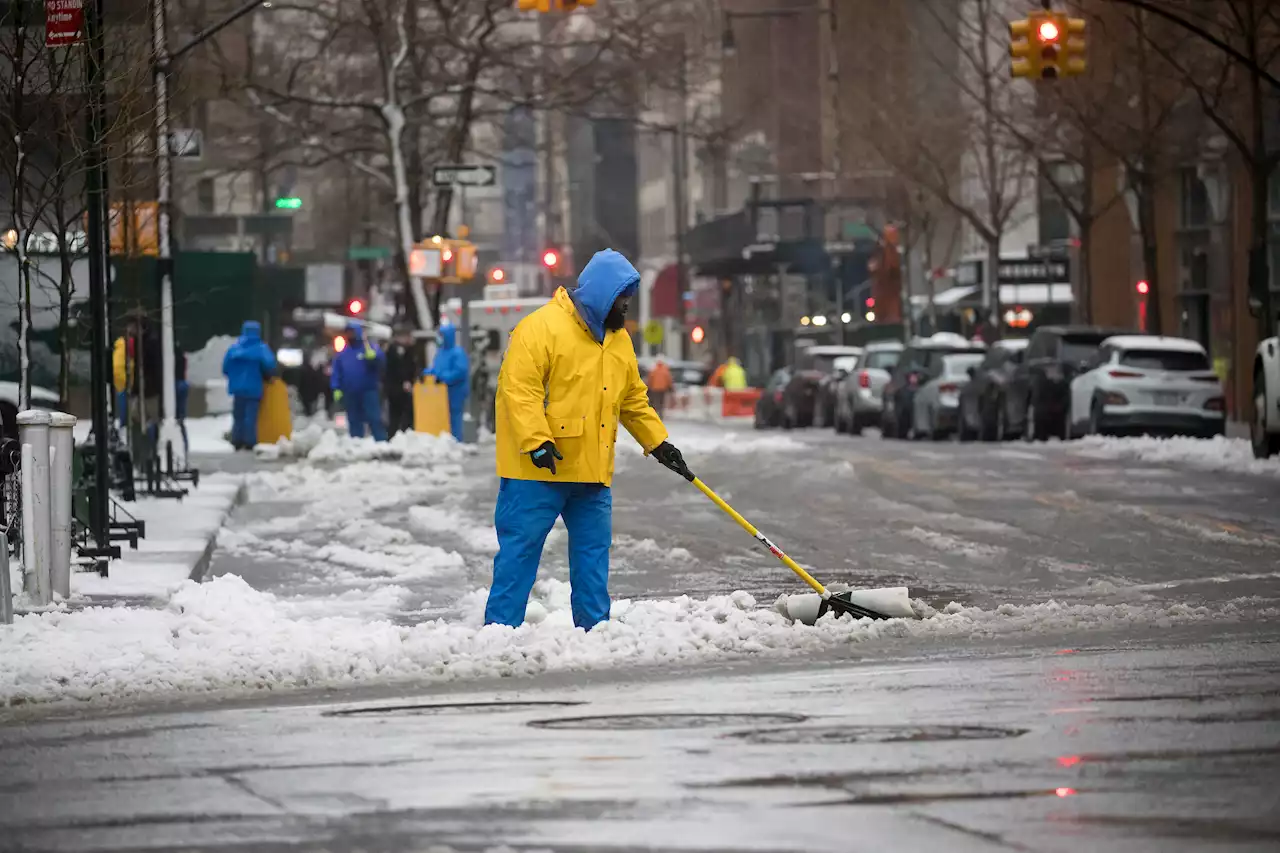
[721,389,761,418]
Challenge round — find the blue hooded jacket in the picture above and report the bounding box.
[570,249,640,343]
[426,324,470,390]
[221,321,277,399]
[331,323,386,395]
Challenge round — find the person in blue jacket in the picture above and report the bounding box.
[221,320,277,449]
[423,322,470,441]
[331,322,387,441]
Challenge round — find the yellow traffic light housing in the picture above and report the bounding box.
[1009,18,1036,79]
[1034,12,1064,79]
[1063,16,1087,76]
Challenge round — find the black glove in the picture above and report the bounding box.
[652,441,692,480]
[530,440,563,475]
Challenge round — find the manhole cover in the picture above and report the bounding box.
[530,713,807,731]
[327,700,585,718]
[728,725,1026,745]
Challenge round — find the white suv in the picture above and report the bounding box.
[1068,336,1225,438]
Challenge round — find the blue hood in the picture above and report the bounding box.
[571,249,640,342]
[438,323,457,349]
[346,323,364,344]
[239,320,262,343]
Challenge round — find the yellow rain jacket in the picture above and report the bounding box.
[496,252,667,486]
[112,337,131,392]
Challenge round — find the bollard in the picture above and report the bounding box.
[16,410,52,607]
[1,538,12,624]
[48,413,77,599]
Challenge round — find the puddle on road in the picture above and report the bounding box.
[726,724,1027,745]
[529,713,807,730]
[327,700,586,717]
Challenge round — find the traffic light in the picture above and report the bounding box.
[348,298,364,315]
[488,266,506,284]
[865,297,875,309]
[1009,17,1036,78]
[1136,280,1150,296]
[690,325,705,344]
[1036,13,1063,79]
[1063,16,1087,76]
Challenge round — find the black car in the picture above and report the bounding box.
[753,368,793,429]
[957,339,1028,441]
[881,334,987,439]
[1005,325,1136,441]
[781,346,862,429]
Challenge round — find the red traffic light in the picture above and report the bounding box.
[348,298,364,314]
[490,267,506,283]
[691,325,705,344]
[1038,20,1060,41]
[865,297,875,308]
[1135,280,1150,295]
[542,249,560,268]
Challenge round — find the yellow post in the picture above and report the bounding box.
[413,376,451,435]
[256,378,293,445]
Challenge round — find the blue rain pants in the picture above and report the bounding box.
[346,388,387,441]
[484,478,612,630]
[231,395,260,447]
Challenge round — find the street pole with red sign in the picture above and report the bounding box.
[44,0,85,48]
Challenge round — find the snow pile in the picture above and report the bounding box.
[1074,435,1280,479]
[408,505,500,554]
[256,422,328,460]
[614,535,693,563]
[0,572,1254,707]
[306,428,470,466]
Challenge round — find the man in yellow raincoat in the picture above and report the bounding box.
[488,248,690,630]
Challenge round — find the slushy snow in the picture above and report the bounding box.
[1074,435,1280,479]
[0,572,1253,707]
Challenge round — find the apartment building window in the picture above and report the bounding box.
[1179,167,1210,229]
[196,178,215,214]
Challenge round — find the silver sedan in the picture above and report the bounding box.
[911,352,986,440]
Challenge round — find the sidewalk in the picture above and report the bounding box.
[69,475,247,603]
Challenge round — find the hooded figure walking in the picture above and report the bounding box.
[331,323,387,441]
[221,321,277,450]
[487,249,690,630]
[423,323,470,441]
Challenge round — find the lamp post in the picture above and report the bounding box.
[152,0,269,472]
[722,2,845,343]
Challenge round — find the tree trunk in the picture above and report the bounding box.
[57,242,74,405]
[986,238,1002,338]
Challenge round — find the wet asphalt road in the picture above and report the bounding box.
[2,424,1279,851]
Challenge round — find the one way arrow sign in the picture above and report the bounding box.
[432,164,497,188]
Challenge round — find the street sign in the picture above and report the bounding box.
[432,165,497,188]
[45,0,84,48]
[168,129,203,159]
[643,320,664,346]
[348,246,392,261]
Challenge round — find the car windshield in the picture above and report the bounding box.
[832,356,858,373]
[864,350,901,371]
[1060,336,1106,363]
[1120,348,1210,372]
[943,354,984,376]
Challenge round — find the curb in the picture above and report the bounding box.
[188,480,249,583]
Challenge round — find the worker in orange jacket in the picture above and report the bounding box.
[647,357,674,416]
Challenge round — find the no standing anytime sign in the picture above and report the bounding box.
[45,0,85,48]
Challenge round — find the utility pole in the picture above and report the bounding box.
[84,0,111,555]
[151,0,266,473]
[821,0,844,346]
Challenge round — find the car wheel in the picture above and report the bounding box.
[813,401,825,430]
[929,409,945,441]
[833,402,848,434]
[1089,399,1105,437]
[1252,370,1280,459]
[958,412,973,442]
[849,413,864,436]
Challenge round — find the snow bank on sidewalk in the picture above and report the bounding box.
[1073,435,1280,478]
[260,427,472,466]
[0,573,1254,707]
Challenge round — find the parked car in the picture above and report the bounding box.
[956,338,1029,441]
[1006,325,1134,442]
[1254,334,1280,458]
[911,352,986,440]
[780,346,862,429]
[753,368,793,429]
[0,381,62,444]
[881,334,986,439]
[834,340,904,435]
[1068,335,1224,438]
[812,353,862,429]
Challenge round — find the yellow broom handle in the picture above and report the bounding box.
[690,477,828,597]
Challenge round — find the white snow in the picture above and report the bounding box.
[620,424,808,459]
[0,572,1255,707]
[408,505,500,554]
[1073,435,1280,479]
[187,415,235,455]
